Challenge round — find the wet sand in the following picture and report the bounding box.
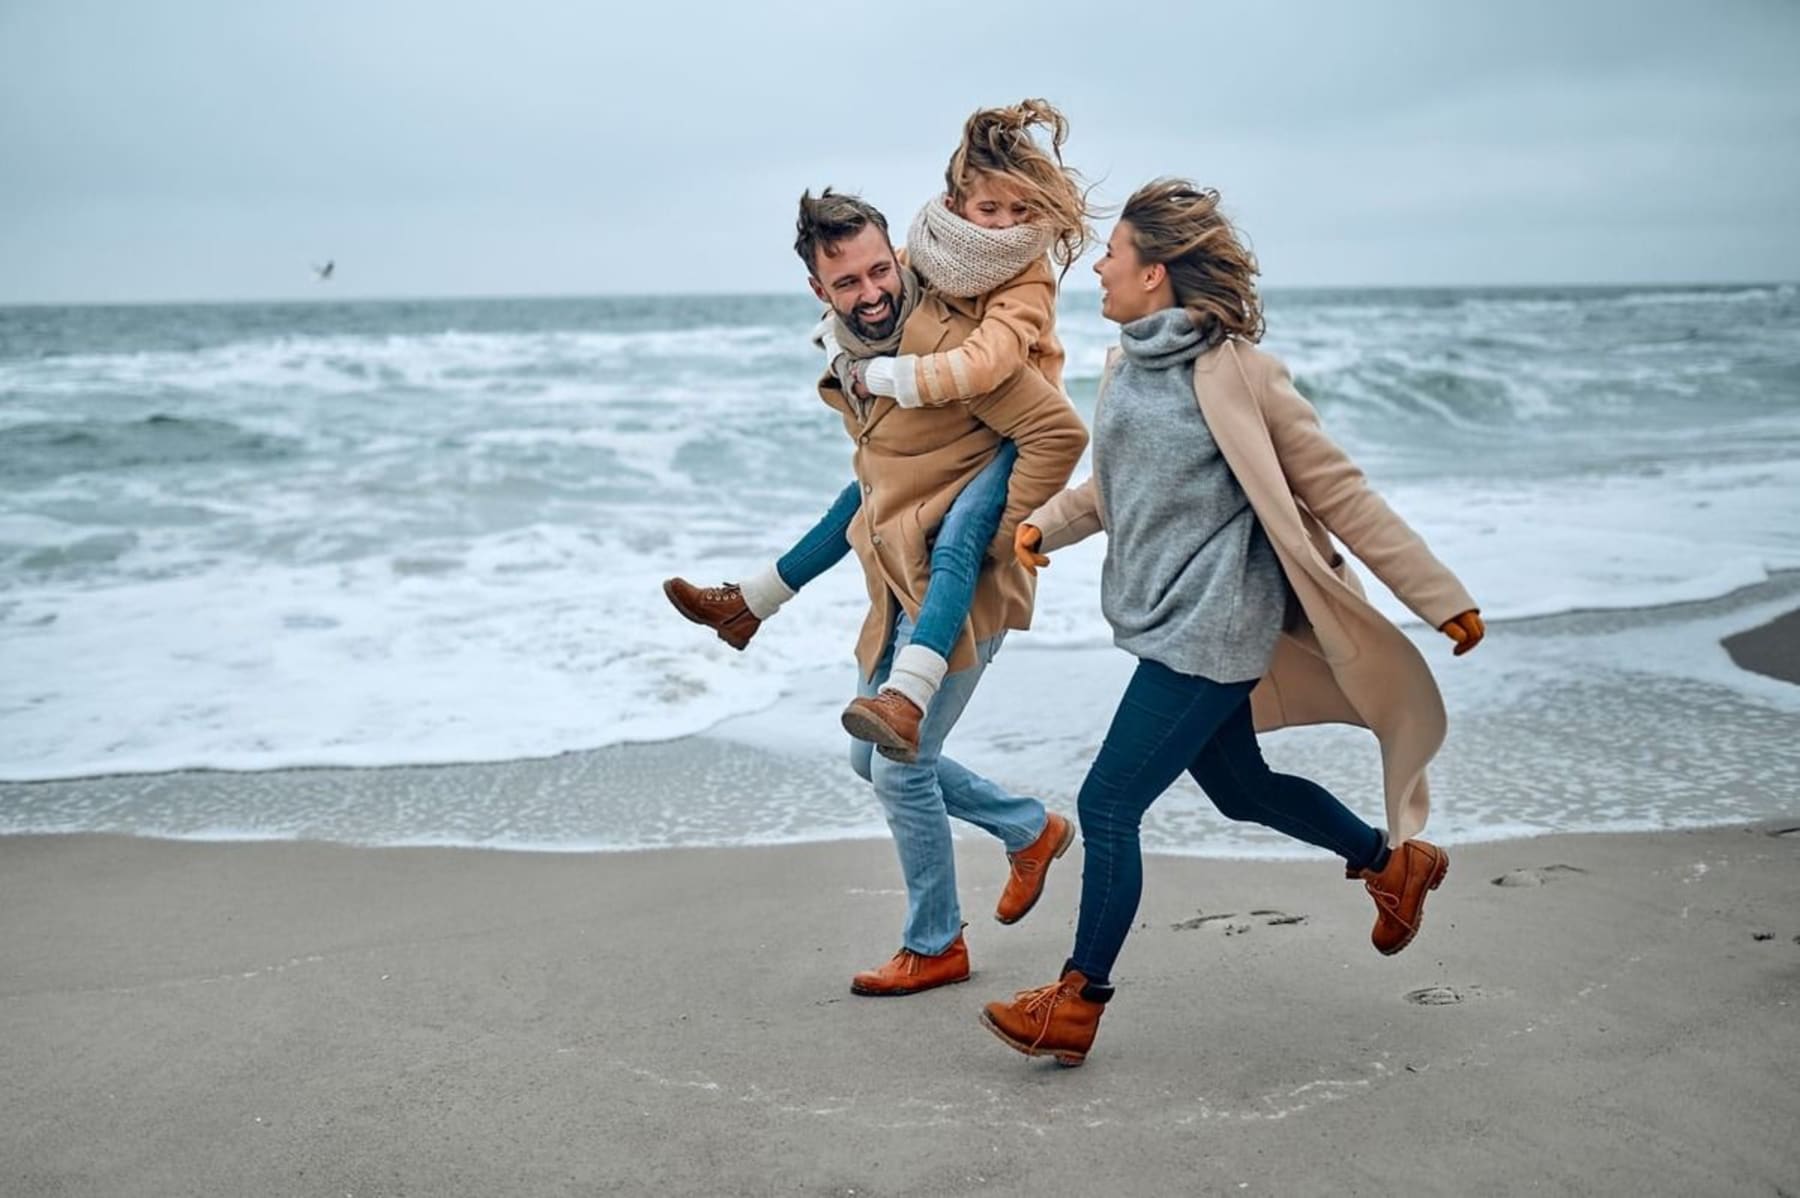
[4,822,1798,1196]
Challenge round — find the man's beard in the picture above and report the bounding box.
[840,284,904,342]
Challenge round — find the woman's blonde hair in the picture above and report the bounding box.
[944,98,1096,277]
[1120,178,1265,344]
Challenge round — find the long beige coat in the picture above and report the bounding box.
[821,291,1089,679]
[1026,340,1477,844]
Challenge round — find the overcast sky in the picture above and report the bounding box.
[3,0,1797,303]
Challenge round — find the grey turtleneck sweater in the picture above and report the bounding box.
[1095,308,1289,683]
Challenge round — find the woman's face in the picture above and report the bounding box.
[955,174,1033,230]
[1094,221,1168,324]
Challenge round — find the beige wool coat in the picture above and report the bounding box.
[1026,339,1477,844]
[820,291,1089,680]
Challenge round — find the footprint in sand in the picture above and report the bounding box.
[1491,864,1588,888]
[1171,909,1308,934]
[1405,984,1507,1006]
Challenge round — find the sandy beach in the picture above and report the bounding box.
[1,596,1797,1195]
[4,817,1798,1196]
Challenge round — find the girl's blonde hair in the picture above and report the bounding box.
[944,98,1096,277]
[1120,178,1265,344]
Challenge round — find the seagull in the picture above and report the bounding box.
[313,260,335,281]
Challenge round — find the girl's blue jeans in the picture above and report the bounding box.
[775,441,1018,660]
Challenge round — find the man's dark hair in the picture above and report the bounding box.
[794,188,890,277]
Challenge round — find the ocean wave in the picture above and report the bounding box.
[0,414,299,484]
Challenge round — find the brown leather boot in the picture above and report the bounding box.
[849,930,970,997]
[662,578,761,650]
[994,812,1074,925]
[1352,838,1450,956]
[840,689,923,763]
[980,968,1108,1067]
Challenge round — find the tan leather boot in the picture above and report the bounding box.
[850,930,970,997]
[1352,838,1449,956]
[662,578,761,650]
[840,689,923,762]
[980,968,1109,1067]
[995,812,1074,925]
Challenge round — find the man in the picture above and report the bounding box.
[664,190,1089,996]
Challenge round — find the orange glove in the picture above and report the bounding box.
[1014,523,1050,575]
[1440,609,1485,656]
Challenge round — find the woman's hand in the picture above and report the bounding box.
[1014,523,1050,575]
[1440,610,1485,656]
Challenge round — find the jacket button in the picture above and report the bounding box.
[859,434,870,444]
[871,534,882,546]
[862,482,871,494]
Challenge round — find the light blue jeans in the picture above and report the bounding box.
[850,610,1048,955]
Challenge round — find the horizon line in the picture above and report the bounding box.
[1,279,1793,311]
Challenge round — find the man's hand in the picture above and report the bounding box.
[850,359,873,401]
[1440,609,1485,656]
[1014,523,1050,575]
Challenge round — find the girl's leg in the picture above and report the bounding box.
[1187,698,1388,871]
[743,479,862,619]
[881,441,1018,713]
[1070,661,1254,986]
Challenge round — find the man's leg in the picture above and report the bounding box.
[862,616,1041,953]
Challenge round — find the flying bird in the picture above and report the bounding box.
[313,260,335,281]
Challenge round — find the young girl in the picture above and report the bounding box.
[664,99,1094,763]
[979,180,1485,1065]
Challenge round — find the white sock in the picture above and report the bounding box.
[739,565,796,620]
[883,643,949,713]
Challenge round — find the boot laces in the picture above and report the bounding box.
[1015,979,1074,1048]
[1366,879,1402,916]
[698,583,742,603]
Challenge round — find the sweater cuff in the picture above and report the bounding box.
[863,356,902,402]
[891,355,922,407]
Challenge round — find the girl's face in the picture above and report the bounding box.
[1094,220,1168,325]
[955,174,1034,230]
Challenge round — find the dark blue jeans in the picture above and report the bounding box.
[775,442,1018,660]
[1071,657,1387,987]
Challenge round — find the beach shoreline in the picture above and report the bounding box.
[6,575,1796,860]
[4,822,1798,1195]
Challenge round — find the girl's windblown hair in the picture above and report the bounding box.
[1121,178,1265,345]
[944,98,1097,277]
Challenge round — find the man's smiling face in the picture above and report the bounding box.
[808,224,905,342]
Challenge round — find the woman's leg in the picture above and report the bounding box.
[1187,698,1387,871]
[1070,660,1254,987]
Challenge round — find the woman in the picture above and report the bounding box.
[980,180,1485,1066]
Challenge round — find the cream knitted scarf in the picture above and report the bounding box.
[905,197,1054,299]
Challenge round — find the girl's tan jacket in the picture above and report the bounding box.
[1027,340,1477,844]
[819,290,1089,681]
